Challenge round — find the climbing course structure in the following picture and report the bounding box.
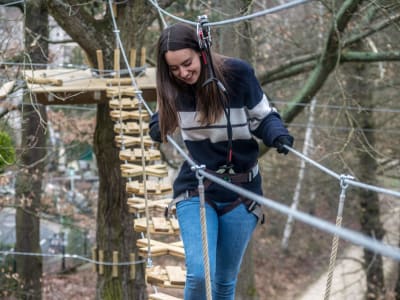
[25,50,186,300]
[106,76,186,300]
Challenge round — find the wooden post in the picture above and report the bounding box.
[98,249,104,275]
[140,47,146,66]
[96,50,104,77]
[112,3,117,18]
[114,48,120,78]
[92,247,97,272]
[112,251,118,277]
[130,253,136,279]
[130,48,137,68]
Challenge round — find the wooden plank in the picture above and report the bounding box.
[126,180,172,196]
[134,218,178,235]
[166,266,186,286]
[127,197,174,214]
[25,68,157,105]
[25,76,63,86]
[146,266,185,289]
[110,109,150,121]
[146,265,167,285]
[0,81,15,99]
[169,219,180,232]
[96,50,104,77]
[120,148,160,162]
[114,135,154,148]
[120,163,168,178]
[136,238,184,258]
[152,217,170,232]
[109,97,139,109]
[114,121,149,135]
[138,245,168,257]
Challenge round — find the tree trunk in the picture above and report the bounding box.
[344,41,385,299]
[14,1,48,299]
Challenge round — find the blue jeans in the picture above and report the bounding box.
[176,196,257,300]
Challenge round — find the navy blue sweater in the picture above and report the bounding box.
[151,58,290,202]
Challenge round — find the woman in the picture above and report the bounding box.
[149,22,294,300]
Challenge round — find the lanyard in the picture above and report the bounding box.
[197,16,233,170]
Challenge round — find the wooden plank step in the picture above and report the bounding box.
[106,86,139,97]
[166,266,186,285]
[127,197,173,214]
[106,78,137,86]
[137,238,185,258]
[0,81,15,99]
[25,76,63,86]
[121,163,168,178]
[110,109,150,121]
[149,292,182,300]
[146,265,186,289]
[114,135,154,148]
[126,180,172,195]
[134,218,179,235]
[120,148,161,163]
[109,97,139,109]
[114,121,149,135]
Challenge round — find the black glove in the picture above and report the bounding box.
[273,135,294,155]
[149,122,162,143]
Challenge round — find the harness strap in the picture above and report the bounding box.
[164,163,264,223]
[206,164,259,184]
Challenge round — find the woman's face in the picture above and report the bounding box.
[165,48,201,85]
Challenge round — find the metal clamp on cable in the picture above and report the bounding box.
[197,15,211,51]
[339,174,354,191]
[191,164,206,182]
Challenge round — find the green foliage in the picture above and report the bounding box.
[0,131,16,171]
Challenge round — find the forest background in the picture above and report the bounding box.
[0,0,399,299]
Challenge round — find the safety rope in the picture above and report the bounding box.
[192,164,212,300]
[324,174,352,300]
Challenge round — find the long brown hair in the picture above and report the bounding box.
[156,22,228,141]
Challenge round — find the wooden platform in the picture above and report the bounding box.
[137,238,184,258]
[25,68,156,105]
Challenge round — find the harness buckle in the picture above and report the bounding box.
[247,200,257,212]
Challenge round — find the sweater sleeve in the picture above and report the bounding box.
[239,62,290,146]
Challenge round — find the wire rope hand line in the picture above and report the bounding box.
[146,0,313,27]
[0,251,146,266]
[283,145,400,198]
[197,168,400,261]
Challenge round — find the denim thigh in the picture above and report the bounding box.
[176,197,257,300]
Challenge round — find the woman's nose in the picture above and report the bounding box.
[179,67,188,78]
